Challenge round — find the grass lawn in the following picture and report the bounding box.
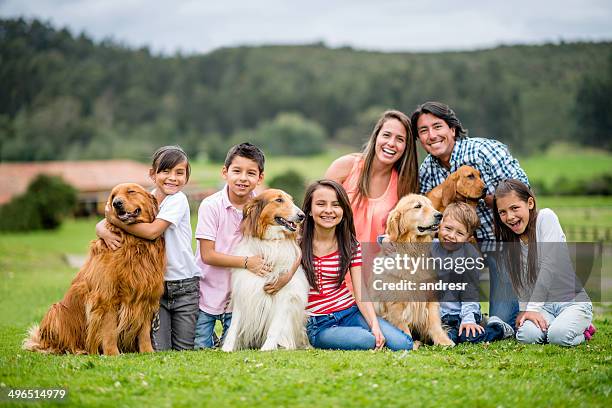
[1,219,611,407]
[188,143,611,191]
[519,143,612,189]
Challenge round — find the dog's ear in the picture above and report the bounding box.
[147,192,159,220]
[441,173,458,208]
[241,197,267,238]
[386,209,402,242]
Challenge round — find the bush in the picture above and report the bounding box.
[248,113,327,156]
[0,174,77,231]
[268,170,306,207]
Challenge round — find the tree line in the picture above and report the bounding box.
[0,18,610,162]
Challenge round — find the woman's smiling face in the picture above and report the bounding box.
[374,118,407,166]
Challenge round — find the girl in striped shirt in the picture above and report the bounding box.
[301,180,413,351]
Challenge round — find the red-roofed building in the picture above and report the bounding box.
[0,160,203,215]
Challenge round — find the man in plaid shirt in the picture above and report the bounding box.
[411,101,529,328]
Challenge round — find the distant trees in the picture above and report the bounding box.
[1,17,611,163]
[574,56,612,151]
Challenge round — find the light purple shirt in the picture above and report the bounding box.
[195,185,253,315]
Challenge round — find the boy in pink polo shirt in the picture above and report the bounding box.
[194,143,270,349]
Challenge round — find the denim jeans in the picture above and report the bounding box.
[487,252,519,329]
[442,314,504,344]
[306,305,413,351]
[516,302,593,346]
[194,310,232,349]
[152,277,200,351]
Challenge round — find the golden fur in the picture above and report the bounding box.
[426,165,485,213]
[375,194,455,347]
[23,183,165,355]
[222,189,309,352]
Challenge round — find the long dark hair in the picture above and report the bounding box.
[358,110,419,204]
[300,180,359,291]
[493,179,538,291]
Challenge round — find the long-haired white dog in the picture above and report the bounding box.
[222,189,309,351]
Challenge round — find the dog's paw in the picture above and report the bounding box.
[260,341,278,351]
[435,339,455,347]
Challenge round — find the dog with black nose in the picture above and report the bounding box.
[222,189,309,352]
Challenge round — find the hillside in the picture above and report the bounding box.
[0,18,610,161]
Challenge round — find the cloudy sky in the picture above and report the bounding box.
[1,0,611,55]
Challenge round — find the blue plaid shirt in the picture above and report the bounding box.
[419,137,529,248]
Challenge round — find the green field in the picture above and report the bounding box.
[519,143,612,188]
[190,148,351,189]
[190,144,612,241]
[1,220,611,407]
[190,143,611,191]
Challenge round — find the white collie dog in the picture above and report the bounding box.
[222,189,309,352]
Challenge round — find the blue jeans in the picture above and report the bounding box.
[194,310,232,349]
[516,302,593,346]
[442,314,504,344]
[306,305,413,351]
[487,253,519,329]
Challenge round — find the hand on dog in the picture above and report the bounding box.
[264,272,291,295]
[518,311,548,331]
[246,255,272,277]
[96,219,123,251]
[459,322,484,338]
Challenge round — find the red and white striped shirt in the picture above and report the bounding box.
[306,243,362,316]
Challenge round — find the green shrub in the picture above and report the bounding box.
[0,174,77,231]
[268,170,306,207]
[248,113,327,157]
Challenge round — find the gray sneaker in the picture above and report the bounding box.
[487,316,515,339]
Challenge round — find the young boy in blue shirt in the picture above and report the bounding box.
[434,203,514,343]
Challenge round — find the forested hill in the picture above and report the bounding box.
[1,18,610,161]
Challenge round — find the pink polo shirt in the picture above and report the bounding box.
[195,185,253,315]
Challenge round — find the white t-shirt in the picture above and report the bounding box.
[156,191,200,281]
[519,208,589,311]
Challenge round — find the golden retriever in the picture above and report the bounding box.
[23,183,165,355]
[374,194,455,347]
[222,189,309,352]
[426,165,485,212]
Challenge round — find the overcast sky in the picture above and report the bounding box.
[1,0,611,55]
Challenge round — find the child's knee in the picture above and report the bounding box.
[547,326,580,347]
[385,331,413,351]
[516,322,545,344]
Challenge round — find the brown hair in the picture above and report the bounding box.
[151,145,191,181]
[300,180,359,290]
[224,142,265,173]
[493,179,538,291]
[357,110,419,205]
[443,202,480,236]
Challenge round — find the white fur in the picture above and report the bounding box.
[222,232,309,352]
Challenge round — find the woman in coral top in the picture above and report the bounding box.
[325,110,419,245]
[326,110,418,291]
